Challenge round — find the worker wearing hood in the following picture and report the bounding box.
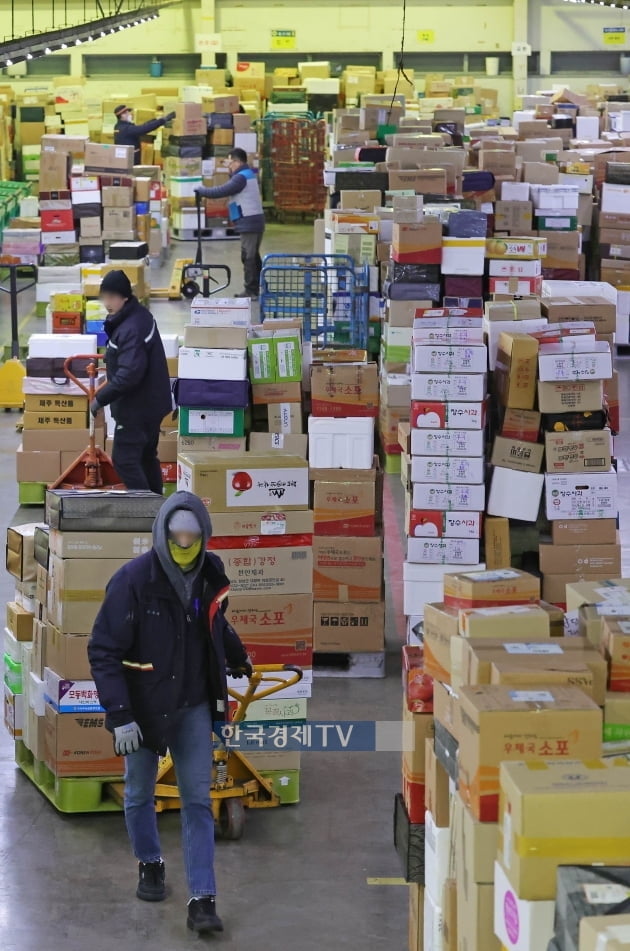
[89,491,250,934]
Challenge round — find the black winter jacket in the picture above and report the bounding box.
[96,296,172,428]
[88,549,248,754]
[115,117,166,164]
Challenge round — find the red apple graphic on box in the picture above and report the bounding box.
[232,471,253,497]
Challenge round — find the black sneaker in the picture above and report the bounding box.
[137,860,166,902]
[187,896,224,933]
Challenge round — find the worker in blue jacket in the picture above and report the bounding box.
[114,104,175,164]
[195,147,265,300]
[88,491,251,935]
[91,269,172,494]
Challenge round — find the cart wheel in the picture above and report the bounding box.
[181,279,200,299]
[219,798,245,840]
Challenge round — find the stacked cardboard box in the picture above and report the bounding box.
[4,524,39,744]
[248,322,303,440]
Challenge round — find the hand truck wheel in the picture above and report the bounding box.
[219,798,245,840]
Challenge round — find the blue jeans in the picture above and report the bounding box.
[124,702,216,898]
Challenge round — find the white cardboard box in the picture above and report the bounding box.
[545,469,618,520]
[412,344,487,374]
[189,297,251,327]
[538,342,612,382]
[411,400,486,430]
[441,238,486,276]
[410,429,485,457]
[27,333,98,358]
[403,560,485,616]
[411,455,485,485]
[488,467,544,523]
[407,536,481,565]
[411,482,486,512]
[411,373,487,402]
[177,347,248,381]
[41,230,77,245]
[482,317,548,371]
[489,259,542,278]
[493,861,554,951]
[412,317,484,347]
[424,887,445,951]
[28,671,45,717]
[408,510,483,539]
[307,417,374,469]
[424,810,451,904]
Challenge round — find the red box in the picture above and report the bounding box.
[410,400,487,430]
[402,771,426,825]
[408,510,483,539]
[41,209,75,233]
[160,461,177,483]
[52,312,83,334]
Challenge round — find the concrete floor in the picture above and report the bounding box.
[0,224,410,950]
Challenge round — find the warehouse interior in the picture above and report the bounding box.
[3,0,630,950]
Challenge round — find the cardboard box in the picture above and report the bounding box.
[485,236,547,259]
[248,433,308,457]
[22,411,87,431]
[310,363,378,417]
[444,569,540,611]
[545,470,618,520]
[457,685,602,821]
[312,535,383,601]
[452,790,497,885]
[458,604,551,640]
[183,325,248,349]
[544,430,612,473]
[312,600,385,652]
[47,556,129,634]
[48,530,152,560]
[407,537,481,566]
[494,861,555,951]
[580,916,630,951]
[221,545,313,596]
[6,524,40,583]
[412,344,487,374]
[6,601,35,642]
[495,333,539,410]
[411,373,486,404]
[488,467,544,523]
[251,382,301,405]
[491,436,544,474]
[484,516,511,570]
[211,510,313,539]
[495,200,533,234]
[542,296,616,335]
[407,505,482,539]
[540,537,621,576]
[489,656,596,699]
[402,699,434,823]
[225,593,313,666]
[551,518,617,545]
[411,482,486,513]
[537,380,603,414]
[391,219,443,265]
[267,403,303,435]
[44,668,102,713]
[46,628,91,680]
[425,737,450,827]
[410,455,484,485]
[44,704,123,778]
[411,400,486,430]
[313,471,376,537]
[498,760,630,901]
[39,151,70,191]
[538,342,612,383]
[4,684,24,739]
[423,602,459,684]
[176,453,309,513]
[602,617,630,692]
[84,142,134,174]
[177,347,247,382]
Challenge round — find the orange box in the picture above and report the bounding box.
[310,363,378,418]
[313,473,376,536]
[402,697,434,823]
[44,705,124,778]
[602,616,630,691]
[312,535,382,601]
[52,312,83,334]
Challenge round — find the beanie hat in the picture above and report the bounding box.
[168,508,202,539]
[114,104,130,118]
[100,269,132,299]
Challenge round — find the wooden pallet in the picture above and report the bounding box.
[15,741,123,814]
[313,651,386,679]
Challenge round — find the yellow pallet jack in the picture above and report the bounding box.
[107,664,303,840]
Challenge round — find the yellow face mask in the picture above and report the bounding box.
[168,538,202,569]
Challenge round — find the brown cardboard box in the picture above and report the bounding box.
[551,518,617,545]
[604,691,630,743]
[541,296,616,334]
[212,129,233,147]
[388,169,448,194]
[491,435,544,474]
[425,737,450,827]
[312,600,385,651]
[402,698,434,823]
[489,657,595,699]
[211,510,313,538]
[484,517,511,570]
[84,142,134,173]
[27,707,47,762]
[226,593,313,666]
[391,219,443,264]
[459,637,606,704]
[251,382,302,405]
[248,433,308,457]
[44,704,123,778]
[501,407,541,442]
[23,394,88,413]
[443,879,458,951]
[601,617,630,691]
[479,150,517,177]
[423,602,459,685]
[313,472,376,537]
[339,189,383,211]
[408,883,424,951]
[539,539,621,577]
[457,685,602,821]
[541,230,580,268]
[36,563,47,608]
[6,524,40,583]
[537,380,603,414]
[457,881,498,951]
[544,430,612,473]
[494,200,533,233]
[176,452,309,513]
[580,915,630,951]
[47,556,129,634]
[452,790,497,885]
[48,530,152,560]
[183,325,248,349]
[312,535,383,601]
[444,569,540,610]
[39,150,70,191]
[433,679,460,740]
[310,363,378,417]
[101,185,134,208]
[16,448,61,484]
[22,411,87,431]
[46,627,91,680]
[221,545,313,596]
[32,620,47,679]
[79,217,102,239]
[6,601,34,641]
[458,605,551,640]
[267,402,303,435]
[495,333,539,410]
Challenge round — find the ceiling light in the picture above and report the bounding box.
[61,43,67,49]
[26,53,32,60]
[110,28,115,34]
[100,31,106,37]
[75,38,82,45]
[6,59,12,67]
[118,24,124,31]
[44,47,51,55]
[87,35,93,41]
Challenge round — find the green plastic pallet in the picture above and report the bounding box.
[259,768,300,805]
[18,482,46,505]
[15,741,123,814]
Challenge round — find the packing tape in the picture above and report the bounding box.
[515,834,630,861]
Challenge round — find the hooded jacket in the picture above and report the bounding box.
[88,492,248,754]
[96,295,173,428]
[115,116,167,164]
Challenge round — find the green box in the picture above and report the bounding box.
[535,215,578,232]
[18,482,46,505]
[4,655,22,694]
[178,407,245,438]
[259,768,300,804]
[274,335,302,382]
[247,338,276,384]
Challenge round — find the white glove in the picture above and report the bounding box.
[114,721,143,756]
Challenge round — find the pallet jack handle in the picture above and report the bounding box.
[228,664,304,723]
[64,353,107,456]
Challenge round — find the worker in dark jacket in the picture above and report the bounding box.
[114,104,175,164]
[195,147,265,300]
[91,269,172,494]
[89,491,251,934]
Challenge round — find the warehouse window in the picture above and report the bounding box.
[551,50,623,74]
[238,52,382,72]
[26,54,71,76]
[83,53,201,79]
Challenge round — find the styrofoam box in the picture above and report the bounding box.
[189,296,251,328]
[411,455,485,485]
[483,318,548,371]
[177,347,248,381]
[4,627,20,664]
[541,279,617,305]
[308,417,374,469]
[35,282,82,304]
[488,467,544,523]
[494,861,554,951]
[411,373,487,402]
[410,429,484,457]
[38,265,82,284]
[538,342,612,382]
[160,333,180,359]
[412,482,486,512]
[545,469,618,521]
[425,810,451,904]
[502,181,531,202]
[412,344,487,374]
[441,238,486,276]
[407,537,481,566]
[28,671,45,717]
[27,334,98,358]
[41,230,77,245]
[424,887,445,951]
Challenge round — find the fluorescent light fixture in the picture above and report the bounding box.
[61,42,67,48]
[75,38,82,45]
[6,59,12,66]
[44,47,51,54]
[26,53,32,59]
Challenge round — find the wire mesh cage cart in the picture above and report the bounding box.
[259,253,369,348]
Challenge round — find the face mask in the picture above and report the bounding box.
[168,538,202,569]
